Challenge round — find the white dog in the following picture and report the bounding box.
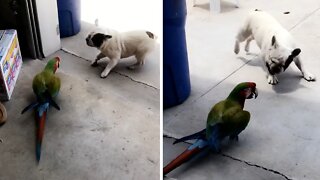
[234,10,316,85]
[86,29,156,78]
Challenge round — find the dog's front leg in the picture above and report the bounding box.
[100,58,119,78]
[91,53,106,67]
[261,54,279,85]
[267,74,279,85]
[294,57,316,81]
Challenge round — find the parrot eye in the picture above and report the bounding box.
[242,88,251,98]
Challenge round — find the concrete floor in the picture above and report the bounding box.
[164,0,320,180]
[0,22,160,179]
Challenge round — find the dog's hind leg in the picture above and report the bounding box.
[244,35,254,53]
[294,57,316,81]
[127,62,140,70]
[234,22,252,54]
[127,53,147,70]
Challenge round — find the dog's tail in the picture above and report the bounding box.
[146,31,157,40]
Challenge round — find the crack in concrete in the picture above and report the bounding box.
[220,153,293,180]
[199,60,252,99]
[60,48,159,90]
[163,136,293,180]
[113,71,158,90]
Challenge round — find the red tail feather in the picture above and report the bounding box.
[35,111,46,161]
[163,147,202,175]
[36,111,46,143]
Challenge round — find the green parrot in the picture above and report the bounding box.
[164,82,258,175]
[21,57,61,161]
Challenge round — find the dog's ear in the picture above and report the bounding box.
[283,48,301,71]
[271,35,278,48]
[92,33,111,48]
[291,48,301,57]
[105,35,112,39]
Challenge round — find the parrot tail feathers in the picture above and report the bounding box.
[43,91,60,111]
[36,141,42,162]
[35,109,47,162]
[21,102,39,114]
[164,140,208,176]
[163,147,201,175]
[207,124,224,152]
[49,98,60,111]
[173,129,206,144]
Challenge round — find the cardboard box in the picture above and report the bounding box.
[0,29,23,101]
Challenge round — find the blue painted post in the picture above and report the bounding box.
[164,0,191,108]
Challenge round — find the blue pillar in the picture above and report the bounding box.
[164,0,191,108]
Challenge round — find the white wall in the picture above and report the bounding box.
[81,0,162,38]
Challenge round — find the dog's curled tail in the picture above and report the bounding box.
[146,31,157,40]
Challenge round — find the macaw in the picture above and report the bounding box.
[163,82,258,175]
[21,57,61,161]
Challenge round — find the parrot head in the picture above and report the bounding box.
[228,82,258,100]
[45,57,60,73]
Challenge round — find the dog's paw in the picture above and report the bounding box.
[91,61,99,67]
[234,42,240,54]
[127,65,136,70]
[267,75,279,85]
[303,72,316,81]
[100,71,109,78]
[127,62,143,70]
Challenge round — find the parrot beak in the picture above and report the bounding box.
[56,57,60,68]
[247,87,258,99]
[253,88,258,99]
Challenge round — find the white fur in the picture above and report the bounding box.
[87,29,156,78]
[234,11,315,85]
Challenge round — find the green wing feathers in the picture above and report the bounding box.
[32,70,61,101]
[47,76,61,97]
[206,99,250,139]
